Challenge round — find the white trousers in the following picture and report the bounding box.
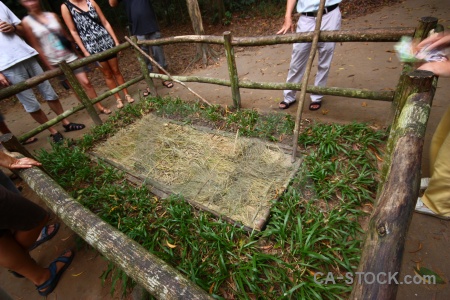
[284,7,341,104]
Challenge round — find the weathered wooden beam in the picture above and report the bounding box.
[11,153,212,300]
[350,75,434,300]
[17,76,143,142]
[292,0,327,161]
[130,36,157,97]
[137,28,415,46]
[59,61,103,126]
[391,17,438,118]
[224,31,241,109]
[148,73,394,101]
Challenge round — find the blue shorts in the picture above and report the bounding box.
[2,57,58,113]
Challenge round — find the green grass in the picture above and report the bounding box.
[36,96,386,299]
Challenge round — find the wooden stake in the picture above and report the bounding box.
[124,36,211,106]
[291,0,327,162]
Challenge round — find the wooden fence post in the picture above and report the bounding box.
[132,36,157,96]
[350,70,435,300]
[0,133,35,159]
[391,17,438,124]
[223,31,241,109]
[59,61,103,126]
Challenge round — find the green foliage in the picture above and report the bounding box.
[36,96,385,298]
[222,10,232,26]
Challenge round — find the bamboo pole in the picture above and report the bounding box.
[291,0,327,162]
[124,36,211,106]
[59,61,102,126]
[223,31,241,109]
[10,152,213,300]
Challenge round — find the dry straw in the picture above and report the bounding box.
[94,114,300,229]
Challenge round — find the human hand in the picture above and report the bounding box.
[277,17,294,35]
[0,21,15,33]
[8,157,42,169]
[417,32,450,52]
[0,73,10,87]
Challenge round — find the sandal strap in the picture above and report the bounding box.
[63,122,86,132]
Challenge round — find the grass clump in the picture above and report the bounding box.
[36,96,386,299]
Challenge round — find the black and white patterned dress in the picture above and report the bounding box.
[64,0,115,55]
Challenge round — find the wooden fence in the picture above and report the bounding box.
[0,16,440,300]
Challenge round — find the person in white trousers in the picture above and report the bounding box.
[277,0,341,110]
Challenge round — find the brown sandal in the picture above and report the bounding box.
[100,108,112,115]
[143,87,151,97]
[116,99,124,109]
[125,94,134,103]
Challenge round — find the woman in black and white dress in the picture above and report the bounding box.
[61,0,134,109]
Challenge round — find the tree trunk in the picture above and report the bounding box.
[185,0,218,66]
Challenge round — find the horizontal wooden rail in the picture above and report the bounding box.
[8,151,212,300]
[17,75,143,143]
[0,43,129,101]
[137,28,415,47]
[149,73,394,101]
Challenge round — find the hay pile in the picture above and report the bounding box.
[94,114,300,229]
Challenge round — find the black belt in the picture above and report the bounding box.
[301,3,339,17]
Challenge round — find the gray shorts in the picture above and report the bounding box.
[2,57,58,113]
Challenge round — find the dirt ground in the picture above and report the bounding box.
[1,0,450,299]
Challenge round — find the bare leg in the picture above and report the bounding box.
[98,60,122,101]
[107,57,130,95]
[45,100,71,127]
[74,72,108,112]
[29,110,59,135]
[14,214,49,250]
[0,233,73,290]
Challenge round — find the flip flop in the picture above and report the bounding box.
[99,108,112,115]
[21,137,38,145]
[29,223,60,251]
[309,101,322,111]
[143,87,151,97]
[162,80,174,88]
[279,100,295,109]
[36,249,74,296]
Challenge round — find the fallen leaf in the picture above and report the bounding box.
[166,240,177,248]
[361,102,367,107]
[321,109,329,115]
[413,267,446,284]
[72,272,84,277]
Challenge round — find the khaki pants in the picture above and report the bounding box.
[422,106,450,216]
